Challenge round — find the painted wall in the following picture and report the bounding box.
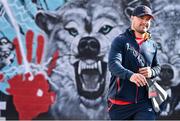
[0,0,179,120]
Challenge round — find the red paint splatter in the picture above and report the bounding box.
[26,30,34,63]
[10,30,58,120]
[36,35,44,64]
[7,73,55,120]
[47,50,59,76]
[0,73,4,82]
[13,38,22,65]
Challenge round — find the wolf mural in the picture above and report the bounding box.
[35,0,128,119]
[150,0,180,118]
[1,0,179,120]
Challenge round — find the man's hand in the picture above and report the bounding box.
[130,73,147,87]
[139,67,152,78]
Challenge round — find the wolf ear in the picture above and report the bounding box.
[124,7,133,20]
[35,11,59,34]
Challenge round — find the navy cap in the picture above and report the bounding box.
[132,5,154,18]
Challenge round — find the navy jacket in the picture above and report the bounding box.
[108,28,161,103]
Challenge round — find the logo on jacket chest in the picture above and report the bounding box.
[126,43,145,67]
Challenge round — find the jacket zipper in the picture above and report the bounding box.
[135,42,141,103]
[117,77,120,92]
[135,86,138,103]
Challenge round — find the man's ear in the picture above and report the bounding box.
[130,15,134,21]
[35,10,59,34]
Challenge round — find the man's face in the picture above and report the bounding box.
[131,15,152,34]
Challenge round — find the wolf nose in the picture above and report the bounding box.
[78,37,100,58]
[159,64,174,81]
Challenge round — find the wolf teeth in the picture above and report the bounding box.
[82,83,100,92]
[78,61,102,74]
[98,61,102,74]
[80,96,102,106]
[78,61,81,75]
[94,62,98,68]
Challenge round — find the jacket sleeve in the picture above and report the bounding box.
[108,36,134,80]
[150,45,161,78]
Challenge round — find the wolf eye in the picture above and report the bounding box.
[65,28,78,37]
[99,25,113,35]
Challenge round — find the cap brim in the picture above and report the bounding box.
[137,13,154,19]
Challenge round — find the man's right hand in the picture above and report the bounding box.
[130,73,147,87]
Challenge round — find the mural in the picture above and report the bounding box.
[151,0,180,119]
[0,0,179,120]
[35,0,128,119]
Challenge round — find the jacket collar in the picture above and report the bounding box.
[126,27,151,41]
[125,27,136,40]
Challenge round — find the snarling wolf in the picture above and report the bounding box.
[35,0,128,119]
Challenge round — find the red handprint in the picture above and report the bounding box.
[6,30,59,120]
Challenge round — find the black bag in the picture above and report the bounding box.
[147,79,168,112]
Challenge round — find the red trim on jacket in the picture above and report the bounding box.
[109,98,133,105]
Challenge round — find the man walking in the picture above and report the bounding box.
[108,5,161,120]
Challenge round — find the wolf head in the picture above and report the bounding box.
[35,0,128,119]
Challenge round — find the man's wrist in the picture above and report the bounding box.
[127,71,134,80]
[150,68,155,78]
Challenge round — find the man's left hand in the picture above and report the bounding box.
[139,67,152,78]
